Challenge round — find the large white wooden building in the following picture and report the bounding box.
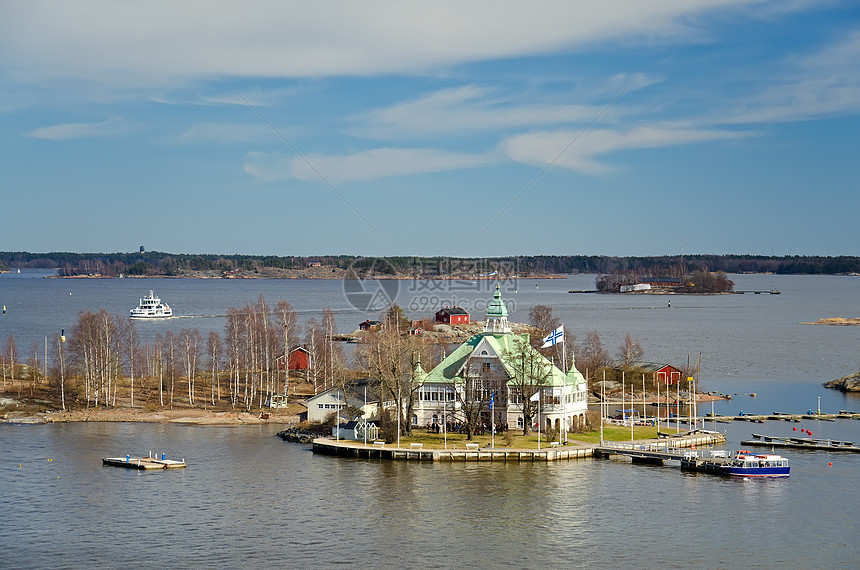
[413,285,588,433]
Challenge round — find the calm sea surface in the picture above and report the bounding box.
[1,271,859,568]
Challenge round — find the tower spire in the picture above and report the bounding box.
[484,283,511,334]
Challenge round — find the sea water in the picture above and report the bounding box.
[0,271,858,567]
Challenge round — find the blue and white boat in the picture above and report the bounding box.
[719,450,790,477]
[681,449,790,477]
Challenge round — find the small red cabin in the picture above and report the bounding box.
[435,306,470,325]
[632,362,684,385]
[277,346,311,371]
[359,320,382,331]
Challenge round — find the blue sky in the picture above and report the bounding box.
[1,1,858,257]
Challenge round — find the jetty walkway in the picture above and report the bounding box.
[741,433,860,452]
[312,432,725,462]
[702,410,860,423]
[593,431,727,464]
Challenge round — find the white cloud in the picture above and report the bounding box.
[354,85,603,139]
[25,116,127,140]
[722,30,860,124]
[244,147,497,184]
[353,73,660,139]
[0,0,753,88]
[150,84,308,107]
[501,126,745,173]
[173,122,289,145]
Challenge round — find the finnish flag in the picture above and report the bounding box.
[541,325,564,348]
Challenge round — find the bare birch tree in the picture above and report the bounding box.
[6,335,17,393]
[356,315,429,437]
[503,338,552,435]
[274,300,298,397]
[617,333,644,371]
[179,328,202,406]
[207,330,222,406]
[125,319,139,407]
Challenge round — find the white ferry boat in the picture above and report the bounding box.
[130,290,173,319]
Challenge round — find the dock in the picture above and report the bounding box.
[312,438,592,461]
[703,411,860,423]
[593,432,726,464]
[741,433,860,452]
[102,455,187,470]
[679,453,733,474]
[311,432,720,462]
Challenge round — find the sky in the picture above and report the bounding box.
[1,0,858,258]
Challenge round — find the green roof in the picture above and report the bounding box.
[422,331,586,388]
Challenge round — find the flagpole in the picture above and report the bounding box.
[491,390,495,449]
[364,385,367,447]
[600,369,605,445]
[537,388,541,450]
[540,325,564,448]
[443,389,447,450]
[562,337,567,445]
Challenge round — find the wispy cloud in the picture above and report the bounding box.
[0,1,755,89]
[24,116,127,140]
[722,30,860,124]
[501,126,746,173]
[173,122,295,145]
[353,85,606,139]
[150,85,307,107]
[244,147,497,184]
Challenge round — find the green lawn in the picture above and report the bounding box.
[382,425,660,449]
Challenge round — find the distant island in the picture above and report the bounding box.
[2,251,860,279]
[802,317,860,326]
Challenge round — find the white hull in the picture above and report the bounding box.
[130,290,172,319]
[129,310,173,319]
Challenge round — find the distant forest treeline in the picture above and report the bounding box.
[1,251,859,277]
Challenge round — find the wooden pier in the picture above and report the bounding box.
[741,433,860,453]
[703,411,860,423]
[102,455,187,470]
[593,432,726,464]
[312,438,592,461]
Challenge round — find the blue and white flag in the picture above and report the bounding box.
[489,391,494,410]
[541,325,564,348]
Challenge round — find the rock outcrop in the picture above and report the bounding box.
[276,427,318,443]
[823,371,860,392]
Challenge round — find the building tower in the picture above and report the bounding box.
[484,283,512,334]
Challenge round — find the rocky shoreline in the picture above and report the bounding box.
[823,371,860,392]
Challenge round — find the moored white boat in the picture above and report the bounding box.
[682,449,790,477]
[720,450,790,477]
[130,290,173,319]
